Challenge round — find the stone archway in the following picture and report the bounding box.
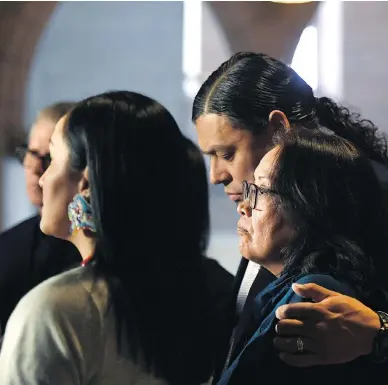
[0,1,318,155]
[0,1,57,155]
[209,1,319,63]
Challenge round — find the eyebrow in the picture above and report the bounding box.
[254,175,270,182]
[201,145,232,155]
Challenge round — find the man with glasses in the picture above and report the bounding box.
[0,102,81,336]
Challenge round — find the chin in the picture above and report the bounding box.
[30,197,43,208]
[244,256,264,265]
[239,244,254,260]
[40,219,69,240]
[239,244,264,263]
[39,219,52,236]
[238,236,254,256]
[241,253,259,262]
[27,188,43,206]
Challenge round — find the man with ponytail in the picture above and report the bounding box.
[193,52,388,371]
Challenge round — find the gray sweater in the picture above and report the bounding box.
[0,267,201,385]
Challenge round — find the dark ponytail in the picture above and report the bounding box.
[316,97,388,165]
[193,52,388,165]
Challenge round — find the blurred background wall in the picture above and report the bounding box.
[1,0,387,273]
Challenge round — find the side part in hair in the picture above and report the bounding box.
[193,52,388,165]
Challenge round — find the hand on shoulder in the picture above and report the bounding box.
[273,282,380,367]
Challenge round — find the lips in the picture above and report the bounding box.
[237,225,249,235]
[227,193,242,202]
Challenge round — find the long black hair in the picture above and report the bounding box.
[270,128,388,308]
[184,137,211,253]
[192,52,388,165]
[64,91,213,384]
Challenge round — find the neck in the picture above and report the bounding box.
[68,231,96,261]
[259,261,284,278]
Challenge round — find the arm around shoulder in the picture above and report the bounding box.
[288,274,356,303]
[227,274,379,384]
[275,275,382,368]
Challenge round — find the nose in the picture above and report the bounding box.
[38,171,46,188]
[237,199,252,217]
[209,157,230,185]
[24,155,44,175]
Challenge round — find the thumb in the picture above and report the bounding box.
[292,282,340,303]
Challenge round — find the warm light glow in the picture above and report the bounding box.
[271,1,313,3]
[291,25,318,91]
[182,0,203,98]
[317,0,343,99]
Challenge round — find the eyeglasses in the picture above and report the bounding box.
[242,180,280,209]
[15,145,51,171]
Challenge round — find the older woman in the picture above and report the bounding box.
[0,91,215,385]
[219,128,388,384]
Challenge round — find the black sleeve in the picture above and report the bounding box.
[202,257,235,378]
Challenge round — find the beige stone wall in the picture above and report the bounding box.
[0,1,318,156]
[0,2,56,155]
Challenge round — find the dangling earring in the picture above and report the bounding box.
[68,193,96,234]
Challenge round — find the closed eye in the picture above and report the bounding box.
[257,186,278,196]
[221,151,235,161]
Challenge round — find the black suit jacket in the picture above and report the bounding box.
[202,257,235,377]
[0,215,81,332]
[219,258,276,371]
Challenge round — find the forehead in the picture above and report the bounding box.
[50,116,67,149]
[29,118,56,149]
[254,146,279,181]
[195,113,252,153]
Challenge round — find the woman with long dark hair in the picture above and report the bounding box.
[220,128,388,384]
[0,91,214,385]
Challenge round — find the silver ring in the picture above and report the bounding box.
[296,337,304,353]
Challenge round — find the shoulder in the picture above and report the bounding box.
[0,216,40,279]
[371,160,388,184]
[0,215,39,245]
[292,274,356,297]
[203,257,234,285]
[9,267,108,328]
[0,267,108,383]
[0,215,39,237]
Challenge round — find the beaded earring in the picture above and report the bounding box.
[68,193,96,234]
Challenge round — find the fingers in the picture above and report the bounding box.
[275,319,319,339]
[276,302,325,321]
[273,336,315,354]
[278,352,322,368]
[292,283,340,302]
